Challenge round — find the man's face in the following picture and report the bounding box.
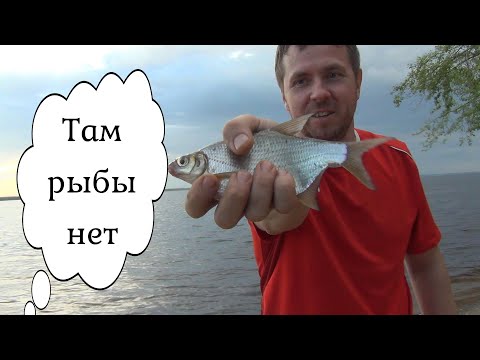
[282,45,362,141]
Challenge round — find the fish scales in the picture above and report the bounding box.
[202,130,347,195]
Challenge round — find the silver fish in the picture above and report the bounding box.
[168,113,392,210]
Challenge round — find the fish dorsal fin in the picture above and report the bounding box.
[270,113,316,136]
[297,171,324,211]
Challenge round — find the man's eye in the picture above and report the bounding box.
[293,79,306,86]
[328,72,342,79]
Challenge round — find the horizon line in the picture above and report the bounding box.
[2,171,480,200]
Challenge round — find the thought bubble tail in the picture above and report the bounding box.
[24,301,36,315]
[31,270,51,311]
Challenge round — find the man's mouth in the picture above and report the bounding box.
[312,111,334,118]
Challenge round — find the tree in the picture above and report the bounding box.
[391,45,480,150]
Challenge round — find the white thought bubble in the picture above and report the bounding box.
[17,70,168,293]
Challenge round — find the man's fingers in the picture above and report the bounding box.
[245,161,277,222]
[223,116,259,155]
[214,171,252,229]
[274,169,299,214]
[223,115,279,155]
[185,174,219,218]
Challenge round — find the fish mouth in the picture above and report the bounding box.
[168,162,178,176]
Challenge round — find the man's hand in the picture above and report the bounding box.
[185,114,307,232]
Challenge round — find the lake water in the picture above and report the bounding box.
[1,172,479,315]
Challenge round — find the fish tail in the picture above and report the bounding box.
[343,136,393,190]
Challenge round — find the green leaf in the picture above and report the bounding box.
[391,45,480,150]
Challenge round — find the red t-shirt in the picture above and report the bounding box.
[248,129,441,315]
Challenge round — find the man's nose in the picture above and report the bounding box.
[309,80,331,103]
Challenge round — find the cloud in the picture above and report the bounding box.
[228,50,254,60]
[0,46,131,75]
[359,45,436,84]
[0,45,275,77]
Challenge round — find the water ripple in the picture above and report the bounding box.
[2,175,480,315]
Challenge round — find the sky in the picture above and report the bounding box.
[1,45,479,197]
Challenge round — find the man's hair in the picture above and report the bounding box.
[274,45,360,91]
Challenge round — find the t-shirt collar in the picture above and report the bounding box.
[354,129,360,142]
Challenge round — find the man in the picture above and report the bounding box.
[184,45,457,315]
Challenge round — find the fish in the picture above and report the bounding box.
[168,113,393,210]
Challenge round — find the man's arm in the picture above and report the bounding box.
[405,246,457,315]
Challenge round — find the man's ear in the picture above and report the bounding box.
[356,68,363,100]
[282,95,290,112]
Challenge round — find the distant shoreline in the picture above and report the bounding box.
[0,196,20,202]
[0,188,191,202]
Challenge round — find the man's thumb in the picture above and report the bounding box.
[232,133,252,154]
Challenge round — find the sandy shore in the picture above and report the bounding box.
[464,307,480,315]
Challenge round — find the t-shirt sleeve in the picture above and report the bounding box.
[406,158,442,254]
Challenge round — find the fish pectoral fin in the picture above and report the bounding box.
[270,113,316,136]
[297,172,323,211]
[214,172,236,180]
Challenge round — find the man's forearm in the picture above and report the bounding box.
[406,246,457,315]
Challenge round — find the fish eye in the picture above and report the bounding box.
[177,156,188,167]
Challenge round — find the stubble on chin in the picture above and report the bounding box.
[301,118,351,142]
